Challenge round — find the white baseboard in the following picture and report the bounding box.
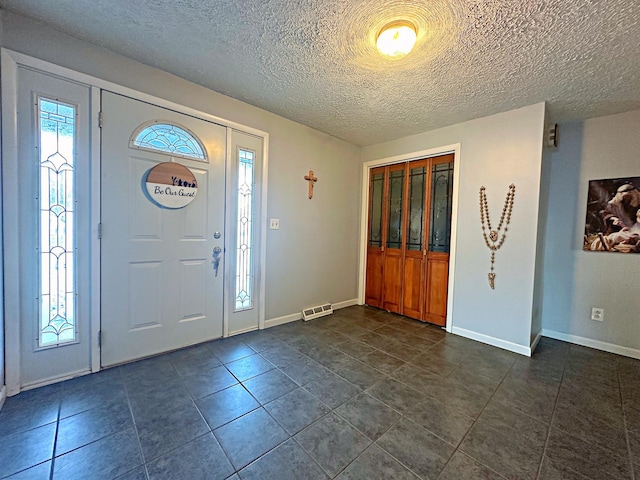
[265,312,302,329]
[264,298,360,330]
[451,326,532,357]
[530,331,542,354]
[542,329,640,360]
[332,298,359,310]
[0,385,6,410]
[228,325,259,337]
[20,368,92,393]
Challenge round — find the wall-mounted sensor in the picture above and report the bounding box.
[547,123,558,148]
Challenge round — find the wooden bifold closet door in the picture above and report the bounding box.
[364,154,454,326]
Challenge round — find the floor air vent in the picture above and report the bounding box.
[302,303,333,321]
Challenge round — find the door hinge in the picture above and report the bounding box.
[98,331,102,347]
[98,223,103,239]
[98,111,103,128]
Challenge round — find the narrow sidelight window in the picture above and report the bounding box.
[235,148,255,311]
[38,97,77,347]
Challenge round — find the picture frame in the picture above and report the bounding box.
[583,176,640,253]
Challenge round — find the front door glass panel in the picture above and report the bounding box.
[131,122,207,161]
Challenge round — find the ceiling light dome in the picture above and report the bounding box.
[376,21,417,58]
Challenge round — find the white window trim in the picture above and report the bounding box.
[1,48,269,395]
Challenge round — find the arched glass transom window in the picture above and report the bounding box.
[130,121,207,161]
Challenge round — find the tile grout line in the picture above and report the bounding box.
[434,450,508,480]
[208,345,328,478]
[542,348,633,480]
[120,366,151,478]
[617,361,636,480]
[15,308,639,480]
[331,314,498,479]
[250,328,350,477]
[336,314,470,478]
[533,348,579,480]
[368,413,451,480]
[434,354,517,480]
[48,397,62,480]
[209,423,239,476]
[234,389,333,477]
[288,423,341,479]
[222,314,534,478]
[272,321,401,479]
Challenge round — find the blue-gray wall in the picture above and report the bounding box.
[542,110,640,356]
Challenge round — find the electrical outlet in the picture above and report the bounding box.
[591,307,604,322]
[269,218,280,230]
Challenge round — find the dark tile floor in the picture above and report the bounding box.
[1,305,639,480]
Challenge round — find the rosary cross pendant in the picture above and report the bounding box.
[488,272,496,289]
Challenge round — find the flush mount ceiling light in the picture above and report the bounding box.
[376,20,417,58]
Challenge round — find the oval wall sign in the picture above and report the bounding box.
[145,162,198,209]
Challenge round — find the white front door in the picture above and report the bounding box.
[100,92,226,366]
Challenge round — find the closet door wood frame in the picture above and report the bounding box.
[402,159,429,320]
[364,154,454,326]
[423,154,454,325]
[381,163,406,314]
[365,166,386,308]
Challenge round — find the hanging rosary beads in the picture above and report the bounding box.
[479,184,516,289]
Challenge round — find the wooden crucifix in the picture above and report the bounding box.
[304,170,318,199]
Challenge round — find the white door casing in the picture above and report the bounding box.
[3,50,269,391]
[100,92,227,366]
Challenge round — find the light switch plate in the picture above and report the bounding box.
[269,218,280,230]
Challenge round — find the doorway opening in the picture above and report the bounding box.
[360,148,459,330]
[2,50,269,393]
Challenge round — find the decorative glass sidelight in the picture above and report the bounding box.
[131,122,207,161]
[429,161,454,252]
[235,148,254,311]
[38,98,77,347]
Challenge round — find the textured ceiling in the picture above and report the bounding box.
[2,0,639,146]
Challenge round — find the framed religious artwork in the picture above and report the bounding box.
[583,176,640,253]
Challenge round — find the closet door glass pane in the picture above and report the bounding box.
[406,166,425,251]
[429,162,454,252]
[387,169,404,249]
[368,172,384,247]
